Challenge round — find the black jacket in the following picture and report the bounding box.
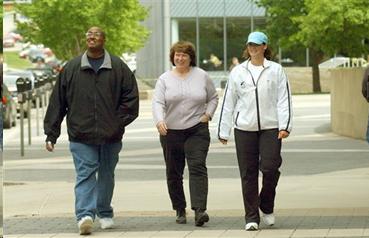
[44,50,139,144]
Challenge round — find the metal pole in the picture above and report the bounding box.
[45,90,49,107]
[306,48,310,67]
[223,0,227,72]
[20,103,25,157]
[163,0,171,72]
[27,98,31,145]
[41,92,45,118]
[278,46,282,64]
[196,0,200,67]
[251,0,254,32]
[36,93,40,136]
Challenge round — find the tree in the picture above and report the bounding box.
[295,0,369,57]
[15,0,150,61]
[0,0,3,42]
[259,0,369,92]
[296,0,369,92]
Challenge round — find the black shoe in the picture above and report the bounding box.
[194,209,209,227]
[176,209,186,224]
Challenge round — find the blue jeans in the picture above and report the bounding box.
[70,141,122,221]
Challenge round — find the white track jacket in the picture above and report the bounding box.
[217,59,292,140]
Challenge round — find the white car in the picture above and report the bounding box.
[3,36,15,48]
[121,53,136,74]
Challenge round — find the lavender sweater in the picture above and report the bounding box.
[152,67,218,130]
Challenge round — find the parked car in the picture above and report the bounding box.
[27,67,55,79]
[121,53,137,74]
[3,74,33,117]
[3,74,19,98]
[6,32,23,42]
[2,84,17,129]
[19,44,54,63]
[6,70,36,89]
[3,35,15,48]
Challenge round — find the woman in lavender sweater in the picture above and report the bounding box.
[152,41,218,226]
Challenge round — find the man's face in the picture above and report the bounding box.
[85,27,105,50]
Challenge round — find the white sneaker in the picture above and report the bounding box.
[78,216,93,235]
[99,217,114,229]
[245,222,259,231]
[261,212,275,226]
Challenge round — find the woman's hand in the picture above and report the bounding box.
[219,138,228,145]
[156,121,168,136]
[278,130,289,139]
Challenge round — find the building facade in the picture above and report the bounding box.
[137,0,266,79]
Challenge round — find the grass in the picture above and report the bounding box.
[3,51,33,70]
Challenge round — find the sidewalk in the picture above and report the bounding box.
[3,167,369,237]
[4,208,369,237]
[3,95,369,237]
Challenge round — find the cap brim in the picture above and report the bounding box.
[246,38,264,44]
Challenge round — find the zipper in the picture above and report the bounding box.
[94,73,98,137]
[245,61,268,131]
[235,111,240,126]
[254,88,261,130]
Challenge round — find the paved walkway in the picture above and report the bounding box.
[4,208,369,237]
[3,95,369,237]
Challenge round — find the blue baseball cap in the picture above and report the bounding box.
[246,31,268,45]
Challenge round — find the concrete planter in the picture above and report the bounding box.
[330,68,368,140]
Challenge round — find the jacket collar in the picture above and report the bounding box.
[242,58,271,69]
[81,49,112,70]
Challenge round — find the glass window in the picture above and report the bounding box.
[199,18,224,71]
[226,17,266,71]
[226,17,251,71]
[177,18,197,46]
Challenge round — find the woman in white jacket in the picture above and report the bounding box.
[217,32,292,231]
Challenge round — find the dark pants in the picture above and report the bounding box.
[160,122,210,211]
[234,128,282,224]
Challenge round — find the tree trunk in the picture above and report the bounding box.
[75,36,82,55]
[310,49,324,93]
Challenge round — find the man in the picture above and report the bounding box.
[44,26,139,235]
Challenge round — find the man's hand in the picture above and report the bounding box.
[45,141,54,152]
[219,138,228,145]
[200,113,211,123]
[156,121,168,136]
[278,130,289,139]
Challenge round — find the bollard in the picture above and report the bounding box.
[27,95,32,145]
[35,90,40,136]
[45,90,49,107]
[19,103,25,157]
[16,78,26,157]
[24,78,32,146]
[34,77,40,136]
[17,93,25,157]
[41,92,45,118]
[42,90,46,117]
